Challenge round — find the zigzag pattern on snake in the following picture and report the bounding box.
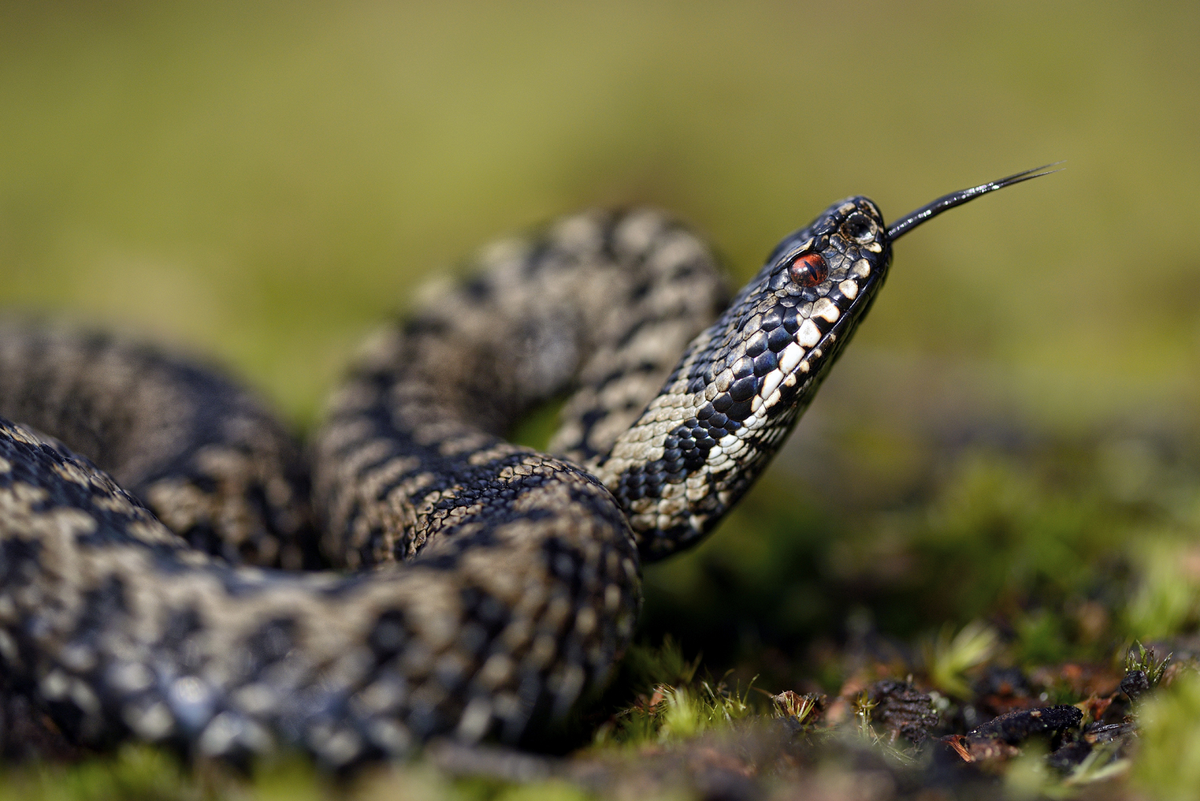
[0,168,1051,767]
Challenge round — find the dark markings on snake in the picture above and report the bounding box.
[0,167,1055,766]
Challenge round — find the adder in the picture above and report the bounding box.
[0,167,1052,766]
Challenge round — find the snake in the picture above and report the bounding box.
[0,167,1052,767]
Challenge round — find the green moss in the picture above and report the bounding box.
[1124,537,1200,639]
[1132,671,1200,800]
[920,621,1000,698]
[592,638,760,748]
[0,747,207,801]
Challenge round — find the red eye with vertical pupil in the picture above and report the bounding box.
[787,252,828,288]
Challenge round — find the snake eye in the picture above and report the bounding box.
[786,252,828,288]
[844,213,875,244]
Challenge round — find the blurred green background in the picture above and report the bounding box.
[2,2,1199,681]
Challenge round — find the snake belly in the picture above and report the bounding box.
[0,202,892,766]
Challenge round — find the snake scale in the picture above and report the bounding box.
[0,168,1051,767]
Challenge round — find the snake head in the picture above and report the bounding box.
[602,167,1058,560]
[689,162,1063,446]
[703,196,892,429]
[681,194,888,448]
[604,196,895,559]
[721,162,1063,428]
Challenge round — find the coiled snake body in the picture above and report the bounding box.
[0,169,1050,766]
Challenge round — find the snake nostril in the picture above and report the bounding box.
[844,213,874,243]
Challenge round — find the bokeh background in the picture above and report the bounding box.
[2,2,1199,686]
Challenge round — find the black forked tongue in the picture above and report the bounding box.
[886,163,1061,241]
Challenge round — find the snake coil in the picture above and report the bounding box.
[0,168,1052,766]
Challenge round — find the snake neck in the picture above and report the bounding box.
[591,197,894,561]
[311,209,728,568]
[312,201,894,567]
